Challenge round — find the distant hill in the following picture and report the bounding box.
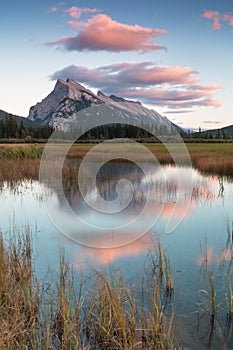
[194,124,233,139]
[0,109,36,129]
[0,109,54,140]
[208,124,233,136]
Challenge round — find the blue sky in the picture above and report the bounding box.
[1,0,232,129]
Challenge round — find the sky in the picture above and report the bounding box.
[1,0,232,130]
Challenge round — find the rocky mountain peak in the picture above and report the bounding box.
[28,79,103,125]
[55,79,97,100]
[27,79,172,132]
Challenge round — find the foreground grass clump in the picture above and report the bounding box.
[0,145,43,183]
[0,144,44,160]
[0,230,41,349]
[0,230,179,350]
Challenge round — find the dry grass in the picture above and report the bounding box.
[1,142,233,183]
[0,229,179,349]
[0,159,40,184]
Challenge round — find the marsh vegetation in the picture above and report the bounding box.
[0,228,178,350]
[0,143,233,349]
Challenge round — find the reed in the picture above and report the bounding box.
[146,242,174,299]
[0,159,40,184]
[0,228,40,349]
[209,271,216,320]
[198,270,216,319]
[0,228,180,349]
[225,278,233,324]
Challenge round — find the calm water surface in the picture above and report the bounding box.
[0,164,233,349]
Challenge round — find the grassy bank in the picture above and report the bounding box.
[0,143,233,181]
[0,229,178,349]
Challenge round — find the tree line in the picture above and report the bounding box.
[7,114,232,142]
[0,115,177,141]
[0,115,54,140]
[56,122,175,140]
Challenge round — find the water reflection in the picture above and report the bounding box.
[1,163,233,349]
[58,161,220,246]
[74,231,153,268]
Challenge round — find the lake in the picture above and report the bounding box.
[0,161,232,349]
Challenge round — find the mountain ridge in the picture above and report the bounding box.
[27,79,173,132]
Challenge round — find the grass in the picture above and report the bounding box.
[225,278,233,324]
[1,142,233,182]
[0,145,42,184]
[197,229,233,341]
[0,228,180,350]
[0,144,44,160]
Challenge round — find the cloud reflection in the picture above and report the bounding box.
[74,231,154,268]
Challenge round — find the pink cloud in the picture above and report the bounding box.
[50,62,221,110]
[202,99,221,108]
[192,84,222,91]
[223,13,233,26]
[99,62,199,85]
[203,10,233,30]
[65,6,101,19]
[119,65,199,85]
[49,2,65,13]
[122,87,212,101]
[120,86,221,109]
[48,14,167,52]
[49,6,59,13]
[202,10,221,30]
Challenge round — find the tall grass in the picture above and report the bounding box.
[1,143,233,182]
[0,229,180,350]
[0,144,44,160]
[225,278,233,324]
[0,145,42,184]
[0,229,41,349]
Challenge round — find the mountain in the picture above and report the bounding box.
[194,124,233,139]
[206,124,233,137]
[28,79,174,132]
[0,109,36,129]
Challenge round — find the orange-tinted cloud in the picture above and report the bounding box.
[65,6,101,19]
[203,10,233,30]
[48,14,167,52]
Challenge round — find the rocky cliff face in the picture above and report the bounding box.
[28,79,104,127]
[28,79,172,131]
